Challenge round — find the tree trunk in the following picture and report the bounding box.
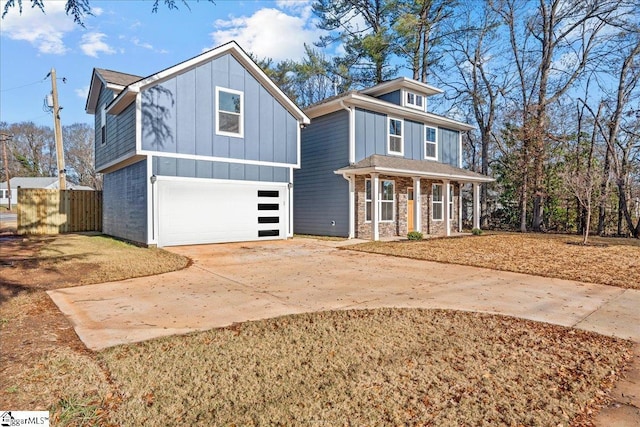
[481,131,490,228]
[583,204,591,244]
[520,163,528,233]
[597,148,610,235]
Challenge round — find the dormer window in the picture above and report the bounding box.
[405,91,424,111]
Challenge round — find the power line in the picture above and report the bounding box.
[0,77,48,93]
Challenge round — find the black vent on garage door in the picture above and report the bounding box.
[258,189,280,237]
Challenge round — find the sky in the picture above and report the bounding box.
[0,0,328,128]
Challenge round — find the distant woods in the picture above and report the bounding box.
[0,121,101,190]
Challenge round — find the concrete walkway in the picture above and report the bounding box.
[47,238,640,423]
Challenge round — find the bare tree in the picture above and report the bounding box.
[561,162,602,243]
[63,123,101,189]
[441,1,512,227]
[493,0,625,232]
[2,122,55,177]
[591,31,640,236]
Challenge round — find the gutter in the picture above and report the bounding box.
[339,100,356,164]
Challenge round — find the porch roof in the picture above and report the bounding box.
[334,155,494,183]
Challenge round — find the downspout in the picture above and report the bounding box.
[340,100,356,238]
[339,100,355,164]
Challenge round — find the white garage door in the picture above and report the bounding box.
[157,179,288,246]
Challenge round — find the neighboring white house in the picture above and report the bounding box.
[0,177,93,206]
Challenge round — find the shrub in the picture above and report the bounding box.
[471,228,483,236]
[407,231,423,240]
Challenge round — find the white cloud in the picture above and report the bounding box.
[80,32,115,57]
[75,85,89,99]
[130,37,168,54]
[0,0,76,54]
[209,5,323,62]
[132,37,154,50]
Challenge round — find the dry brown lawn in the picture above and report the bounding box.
[0,233,635,426]
[0,233,189,424]
[349,232,640,290]
[102,309,631,426]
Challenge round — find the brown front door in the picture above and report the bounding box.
[407,188,414,231]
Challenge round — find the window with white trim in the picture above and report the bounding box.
[406,91,424,110]
[365,179,395,222]
[425,126,437,159]
[432,184,443,221]
[380,180,394,221]
[388,118,403,155]
[215,87,243,137]
[100,105,106,145]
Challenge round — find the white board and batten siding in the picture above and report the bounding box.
[156,178,288,247]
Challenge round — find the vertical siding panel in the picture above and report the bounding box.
[355,109,366,161]
[245,164,259,181]
[177,158,196,178]
[196,160,213,179]
[195,62,213,156]
[375,112,386,154]
[259,86,274,162]
[273,103,286,163]
[244,76,260,161]
[229,163,245,180]
[286,115,297,164]
[176,71,196,155]
[213,162,229,179]
[259,166,274,182]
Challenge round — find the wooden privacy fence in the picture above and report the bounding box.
[17,189,102,235]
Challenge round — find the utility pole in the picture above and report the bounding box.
[1,133,12,210]
[50,68,66,190]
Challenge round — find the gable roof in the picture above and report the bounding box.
[305,91,474,131]
[86,68,143,114]
[335,155,494,183]
[88,41,309,124]
[95,68,142,87]
[0,177,58,189]
[360,77,443,98]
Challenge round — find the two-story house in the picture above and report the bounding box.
[294,77,493,240]
[85,41,310,247]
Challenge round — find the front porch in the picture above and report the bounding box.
[335,155,493,241]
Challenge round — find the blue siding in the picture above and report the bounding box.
[405,120,423,160]
[141,53,299,166]
[152,157,289,183]
[354,107,461,165]
[294,110,349,237]
[103,159,147,244]
[439,128,459,167]
[95,85,136,170]
[378,90,401,105]
[355,108,386,161]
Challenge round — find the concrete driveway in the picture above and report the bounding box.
[48,238,639,351]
